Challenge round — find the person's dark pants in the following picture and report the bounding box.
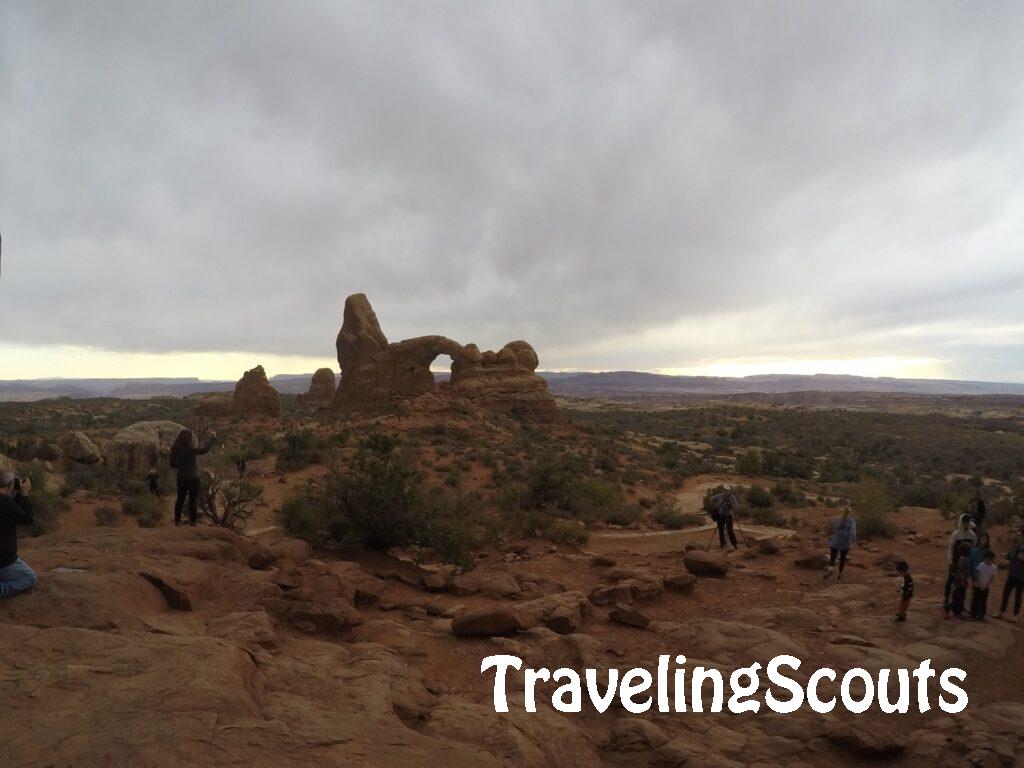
[718,516,737,548]
[970,587,990,619]
[943,567,959,607]
[897,596,911,619]
[829,547,849,572]
[174,477,200,525]
[949,583,967,616]
[1000,576,1024,616]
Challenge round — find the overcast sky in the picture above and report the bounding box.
[2,1,1023,381]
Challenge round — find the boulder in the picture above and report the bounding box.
[106,421,186,471]
[793,551,828,570]
[609,603,650,629]
[233,365,281,418]
[664,573,698,592]
[683,550,730,576]
[451,606,528,638]
[827,720,906,758]
[297,368,337,407]
[516,592,590,635]
[61,431,103,465]
[608,718,669,752]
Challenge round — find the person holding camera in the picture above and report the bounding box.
[169,428,217,527]
[0,469,38,599]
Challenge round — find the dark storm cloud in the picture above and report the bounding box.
[2,1,1023,378]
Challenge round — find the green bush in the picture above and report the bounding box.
[852,478,896,538]
[15,465,69,535]
[276,429,326,472]
[653,507,703,530]
[280,493,329,546]
[736,450,762,476]
[280,433,485,567]
[747,506,789,527]
[94,505,120,527]
[746,485,773,509]
[122,493,165,528]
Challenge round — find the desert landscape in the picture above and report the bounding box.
[1,294,1022,768]
[5,3,1024,767]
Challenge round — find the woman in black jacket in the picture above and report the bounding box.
[169,429,216,527]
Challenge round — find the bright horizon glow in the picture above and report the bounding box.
[2,344,1011,383]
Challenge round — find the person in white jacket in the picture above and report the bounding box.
[944,514,977,614]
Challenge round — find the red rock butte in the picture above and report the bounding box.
[333,293,557,419]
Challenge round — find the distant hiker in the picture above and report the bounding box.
[970,550,998,621]
[0,470,37,599]
[169,428,217,527]
[236,458,247,479]
[147,469,160,497]
[944,514,977,610]
[993,533,1024,622]
[945,540,973,619]
[967,490,987,530]
[709,487,739,549]
[824,509,857,581]
[894,560,913,622]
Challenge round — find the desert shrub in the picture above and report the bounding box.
[545,520,588,547]
[93,505,120,527]
[276,429,326,471]
[851,478,896,538]
[771,480,806,506]
[281,433,483,566]
[228,433,274,462]
[747,505,789,527]
[130,496,166,528]
[735,450,762,476]
[745,485,773,509]
[16,465,69,535]
[280,493,329,545]
[123,493,165,527]
[199,465,264,531]
[601,504,642,527]
[653,505,703,530]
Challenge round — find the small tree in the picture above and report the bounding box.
[851,478,896,537]
[199,465,264,531]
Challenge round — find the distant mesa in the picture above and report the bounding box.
[297,367,337,408]
[233,365,282,418]
[334,293,556,418]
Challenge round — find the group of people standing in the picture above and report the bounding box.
[942,492,1024,623]
[818,490,1024,624]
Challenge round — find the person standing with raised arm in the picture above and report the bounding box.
[169,428,217,527]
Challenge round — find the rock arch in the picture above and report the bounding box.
[333,293,555,417]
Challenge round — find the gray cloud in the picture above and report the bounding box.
[2,1,1023,379]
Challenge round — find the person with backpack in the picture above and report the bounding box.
[708,486,739,549]
[824,509,857,580]
[169,428,217,527]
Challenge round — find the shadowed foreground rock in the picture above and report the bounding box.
[334,293,556,418]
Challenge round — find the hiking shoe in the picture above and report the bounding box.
[837,572,845,581]
[823,567,833,580]
[894,615,906,622]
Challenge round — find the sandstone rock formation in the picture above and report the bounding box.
[233,365,281,418]
[297,367,337,408]
[334,293,556,418]
[61,431,103,465]
[107,421,187,470]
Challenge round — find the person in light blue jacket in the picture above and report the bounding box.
[824,509,857,581]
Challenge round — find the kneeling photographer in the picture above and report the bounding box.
[0,470,37,599]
